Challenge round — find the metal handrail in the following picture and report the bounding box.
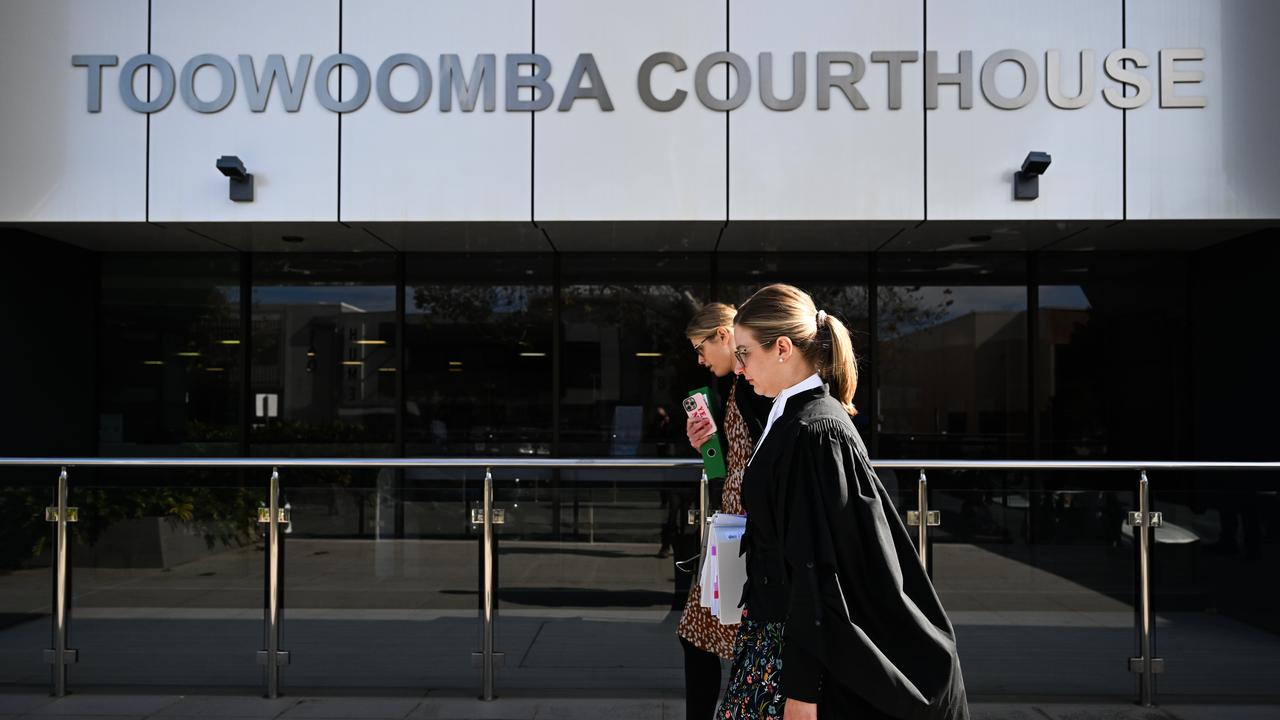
[3,456,1280,470]
[0,457,704,468]
[12,456,1278,706]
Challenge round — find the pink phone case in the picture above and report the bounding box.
[684,392,717,434]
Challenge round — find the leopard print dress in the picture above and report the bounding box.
[676,381,752,659]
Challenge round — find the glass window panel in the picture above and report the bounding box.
[0,472,53,690]
[930,470,1138,696]
[66,469,264,689]
[1037,254,1190,459]
[250,255,397,456]
[877,254,1028,458]
[1153,473,1280,697]
[559,255,710,457]
[405,255,553,456]
[278,467,476,689]
[99,255,242,455]
[492,468,697,691]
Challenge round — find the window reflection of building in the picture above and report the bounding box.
[1037,255,1190,459]
[252,302,396,430]
[1037,304,1098,453]
[99,255,241,455]
[406,255,553,456]
[559,255,709,458]
[92,252,1196,465]
[879,306,1028,456]
[876,255,1030,459]
[250,255,397,453]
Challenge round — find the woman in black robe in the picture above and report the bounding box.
[717,284,969,720]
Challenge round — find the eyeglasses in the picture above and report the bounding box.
[692,332,718,357]
[733,339,775,366]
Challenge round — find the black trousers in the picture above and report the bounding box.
[680,636,723,720]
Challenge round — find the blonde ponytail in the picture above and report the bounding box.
[821,313,858,416]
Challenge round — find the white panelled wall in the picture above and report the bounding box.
[0,0,1277,226]
[341,0,532,222]
[533,0,728,222]
[730,0,924,221]
[0,0,147,222]
[149,0,339,222]
[1127,0,1280,219]
[925,0,1124,220]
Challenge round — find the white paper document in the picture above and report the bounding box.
[698,513,747,624]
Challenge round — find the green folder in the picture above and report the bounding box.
[686,386,727,480]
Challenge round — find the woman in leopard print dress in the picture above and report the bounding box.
[678,302,769,720]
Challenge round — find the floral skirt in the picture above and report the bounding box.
[716,609,786,719]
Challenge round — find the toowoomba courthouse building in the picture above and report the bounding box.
[1,0,1278,702]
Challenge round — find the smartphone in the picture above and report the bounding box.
[685,387,727,479]
[682,391,717,435]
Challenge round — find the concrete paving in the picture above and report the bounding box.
[1,692,1278,720]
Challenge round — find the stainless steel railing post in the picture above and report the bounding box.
[45,467,78,696]
[257,467,290,698]
[916,470,929,570]
[480,467,496,701]
[1128,469,1163,706]
[698,469,709,545]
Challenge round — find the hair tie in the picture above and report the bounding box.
[815,309,828,326]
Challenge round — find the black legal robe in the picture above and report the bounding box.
[739,384,969,720]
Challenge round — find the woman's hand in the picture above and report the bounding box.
[783,698,818,720]
[686,417,715,450]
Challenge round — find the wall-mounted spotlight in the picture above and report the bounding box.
[1014,151,1051,200]
[216,155,254,202]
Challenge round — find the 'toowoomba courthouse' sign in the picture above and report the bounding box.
[73,49,1207,115]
